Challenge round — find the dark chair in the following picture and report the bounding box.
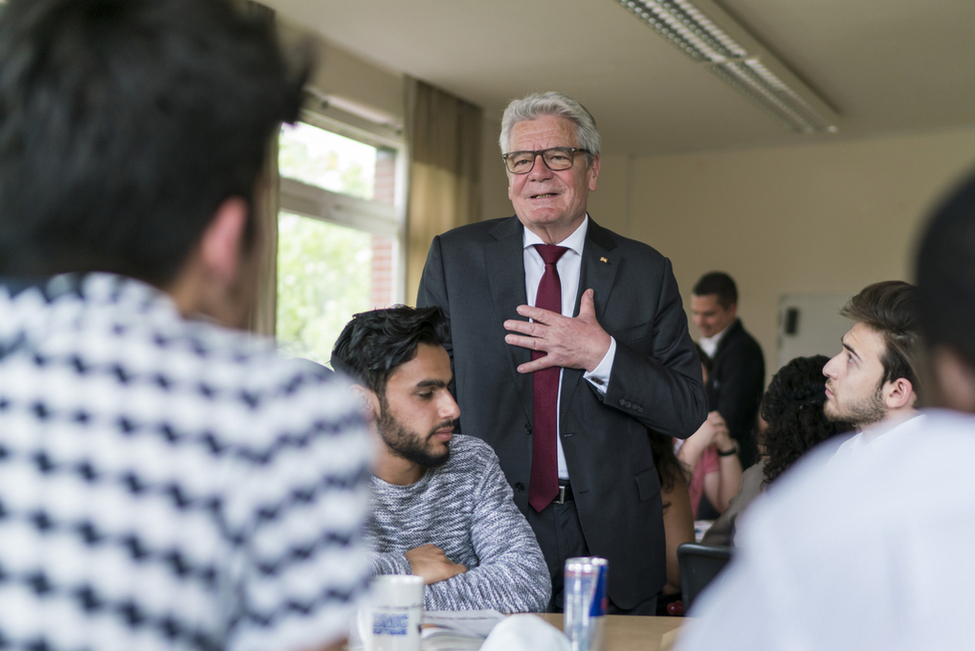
[677,542,733,611]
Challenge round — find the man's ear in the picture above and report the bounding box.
[351,384,380,422]
[199,197,248,287]
[163,196,251,324]
[883,376,917,410]
[587,155,600,192]
[928,346,975,412]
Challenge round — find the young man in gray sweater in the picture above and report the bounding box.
[332,306,551,613]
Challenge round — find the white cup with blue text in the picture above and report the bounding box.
[356,574,424,651]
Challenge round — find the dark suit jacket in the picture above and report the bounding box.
[417,216,707,609]
[705,319,765,469]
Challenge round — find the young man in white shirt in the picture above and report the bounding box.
[821,281,922,459]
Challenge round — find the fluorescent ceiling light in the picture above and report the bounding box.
[617,0,839,134]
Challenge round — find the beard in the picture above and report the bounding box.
[377,401,452,469]
[825,381,886,428]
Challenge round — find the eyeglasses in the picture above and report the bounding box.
[501,147,590,174]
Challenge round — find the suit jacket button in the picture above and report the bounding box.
[618,398,626,406]
[524,423,532,434]
[514,482,525,492]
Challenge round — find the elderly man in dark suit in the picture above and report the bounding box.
[417,91,706,615]
[691,272,766,471]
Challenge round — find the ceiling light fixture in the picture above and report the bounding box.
[616,0,839,134]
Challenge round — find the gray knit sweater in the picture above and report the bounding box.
[366,435,551,613]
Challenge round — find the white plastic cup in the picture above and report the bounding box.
[357,575,424,651]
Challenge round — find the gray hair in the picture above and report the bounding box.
[498,92,601,164]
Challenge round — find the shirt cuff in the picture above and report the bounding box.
[583,337,616,395]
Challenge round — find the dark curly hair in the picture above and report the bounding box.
[761,355,852,485]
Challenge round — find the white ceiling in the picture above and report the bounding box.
[263,0,975,156]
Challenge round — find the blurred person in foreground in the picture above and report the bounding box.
[676,170,975,650]
[0,1,373,649]
[701,355,851,546]
[331,306,550,613]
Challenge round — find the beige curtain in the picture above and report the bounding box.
[404,77,483,305]
[243,0,279,337]
[246,134,280,336]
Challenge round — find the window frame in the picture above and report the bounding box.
[277,105,407,304]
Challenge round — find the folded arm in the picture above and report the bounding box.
[422,457,551,613]
[370,550,414,576]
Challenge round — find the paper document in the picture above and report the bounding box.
[421,610,505,650]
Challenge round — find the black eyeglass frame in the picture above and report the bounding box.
[501,147,592,174]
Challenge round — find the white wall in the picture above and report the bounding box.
[488,129,975,378]
[278,19,404,123]
[275,26,975,379]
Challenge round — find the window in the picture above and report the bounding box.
[276,117,404,365]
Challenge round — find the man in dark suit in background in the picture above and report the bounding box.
[417,91,706,615]
[691,272,766,470]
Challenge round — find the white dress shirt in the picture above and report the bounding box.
[828,411,924,464]
[699,323,731,358]
[522,215,616,480]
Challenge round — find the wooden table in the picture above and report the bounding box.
[537,613,684,651]
[350,613,685,651]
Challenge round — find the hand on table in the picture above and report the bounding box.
[405,544,467,585]
[503,289,611,373]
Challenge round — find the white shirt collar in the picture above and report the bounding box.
[699,321,733,358]
[860,410,923,440]
[522,215,589,256]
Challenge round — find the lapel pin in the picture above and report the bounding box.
[600,257,608,264]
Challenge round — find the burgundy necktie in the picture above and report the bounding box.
[529,244,568,512]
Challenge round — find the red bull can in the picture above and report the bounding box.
[563,556,608,651]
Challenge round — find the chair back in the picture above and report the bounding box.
[677,542,733,611]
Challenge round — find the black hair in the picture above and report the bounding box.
[916,169,975,371]
[692,271,738,308]
[761,355,852,484]
[839,281,920,395]
[331,305,449,396]
[0,0,310,285]
[649,430,688,502]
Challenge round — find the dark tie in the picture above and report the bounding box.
[529,244,568,512]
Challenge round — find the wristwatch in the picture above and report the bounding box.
[717,440,739,457]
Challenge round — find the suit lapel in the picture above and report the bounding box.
[485,217,533,421]
[713,319,742,361]
[560,218,620,423]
